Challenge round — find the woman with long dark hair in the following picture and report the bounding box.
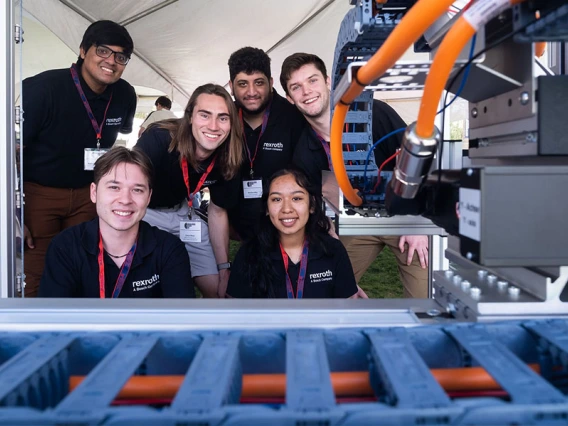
[227,168,357,298]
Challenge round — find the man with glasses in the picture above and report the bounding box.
[21,20,137,297]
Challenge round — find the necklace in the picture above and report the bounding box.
[106,251,130,259]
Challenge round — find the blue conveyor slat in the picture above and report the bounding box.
[285,330,336,411]
[445,325,566,405]
[171,334,241,411]
[367,328,451,408]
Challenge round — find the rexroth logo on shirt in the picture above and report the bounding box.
[203,179,217,186]
[132,274,160,292]
[106,117,123,126]
[309,270,333,283]
[263,142,284,151]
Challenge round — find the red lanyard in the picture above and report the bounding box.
[70,64,113,148]
[239,106,271,178]
[311,128,332,171]
[181,156,217,209]
[279,239,310,299]
[97,233,137,299]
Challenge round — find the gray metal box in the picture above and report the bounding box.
[459,166,568,266]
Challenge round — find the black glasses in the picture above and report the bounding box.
[95,45,130,65]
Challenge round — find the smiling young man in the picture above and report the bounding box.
[22,20,137,297]
[225,47,306,249]
[39,147,195,298]
[135,84,243,298]
[281,52,429,299]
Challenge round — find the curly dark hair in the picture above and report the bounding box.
[242,168,331,297]
[228,46,271,83]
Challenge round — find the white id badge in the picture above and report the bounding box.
[84,148,110,171]
[180,220,202,243]
[243,179,263,199]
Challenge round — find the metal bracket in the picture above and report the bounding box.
[14,24,23,44]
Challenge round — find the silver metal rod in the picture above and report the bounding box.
[0,0,16,298]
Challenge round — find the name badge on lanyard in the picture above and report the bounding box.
[70,64,114,171]
[239,106,270,193]
[84,148,110,171]
[243,179,263,199]
[180,155,216,243]
[179,219,202,243]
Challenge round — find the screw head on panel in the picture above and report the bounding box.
[508,286,520,298]
[497,280,509,290]
[461,280,471,291]
[444,270,454,279]
[487,275,497,284]
[453,275,463,285]
[520,92,530,105]
[477,270,488,279]
[470,287,481,299]
[471,108,478,118]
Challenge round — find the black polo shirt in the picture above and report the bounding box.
[38,219,195,298]
[22,66,136,189]
[229,90,306,241]
[292,99,405,189]
[227,234,357,298]
[135,126,239,210]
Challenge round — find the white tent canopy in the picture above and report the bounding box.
[17,0,354,111]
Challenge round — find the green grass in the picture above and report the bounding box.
[358,247,404,298]
[229,241,403,299]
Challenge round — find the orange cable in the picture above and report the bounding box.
[69,364,540,400]
[416,17,475,137]
[416,0,527,137]
[331,0,456,206]
[535,42,546,58]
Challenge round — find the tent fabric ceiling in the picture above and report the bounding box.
[19,0,352,109]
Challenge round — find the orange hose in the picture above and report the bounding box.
[535,42,546,58]
[69,364,540,399]
[416,17,476,137]
[416,0,527,137]
[331,0,456,206]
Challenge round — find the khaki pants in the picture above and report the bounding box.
[339,235,428,298]
[23,182,96,297]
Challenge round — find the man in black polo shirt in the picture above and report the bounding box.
[226,47,306,243]
[39,147,194,298]
[281,52,429,299]
[22,20,137,297]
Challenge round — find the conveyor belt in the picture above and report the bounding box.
[0,320,566,424]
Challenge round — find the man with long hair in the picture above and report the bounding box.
[135,84,243,297]
[22,20,137,297]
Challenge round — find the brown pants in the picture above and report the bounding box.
[23,182,96,297]
[339,235,428,298]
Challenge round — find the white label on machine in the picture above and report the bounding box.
[459,188,481,242]
[462,0,509,30]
